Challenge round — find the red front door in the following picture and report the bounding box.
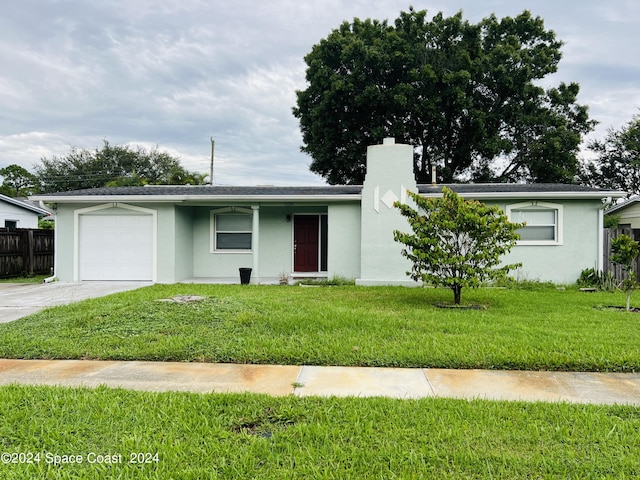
[294,215,319,272]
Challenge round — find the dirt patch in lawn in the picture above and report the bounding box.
[435,303,487,310]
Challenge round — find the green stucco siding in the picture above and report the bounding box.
[327,203,361,280]
[498,200,601,284]
[174,206,194,282]
[50,190,603,286]
[191,206,252,280]
[189,204,330,283]
[52,204,75,282]
[256,206,294,281]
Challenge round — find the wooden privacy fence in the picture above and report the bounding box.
[0,228,54,278]
[603,228,640,282]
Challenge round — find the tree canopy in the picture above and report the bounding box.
[34,140,207,193]
[579,115,640,195]
[0,164,41,197]
[294,8,594,185]
[394,187,522,304]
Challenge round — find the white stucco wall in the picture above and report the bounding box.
[357,138,418,286]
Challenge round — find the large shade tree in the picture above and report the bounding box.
[34,140,207,193]
[0,164,41,197]
[294,8,594,185]
[579,115,640,195]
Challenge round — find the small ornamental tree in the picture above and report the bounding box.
[394,187,523,304]
[610,234,640,311]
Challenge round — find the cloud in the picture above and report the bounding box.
[1,0,639,186]
[0,132,84,168]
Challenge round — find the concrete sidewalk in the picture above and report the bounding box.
[1,359,639,405]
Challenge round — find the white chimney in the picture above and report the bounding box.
[358,138,417,286]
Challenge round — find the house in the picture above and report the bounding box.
[604,196,640,228]
[0,194,51,229]
[32,139,625,285]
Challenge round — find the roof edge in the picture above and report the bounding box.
[0,194,51,215]
[31,194,362,203]
[418,191,627,200]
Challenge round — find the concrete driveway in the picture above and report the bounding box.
[0,282,151,323]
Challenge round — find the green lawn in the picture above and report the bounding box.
[1,284,639,371]
[0,275,48,284]
[2,284,640,479]
[1,384,639,479]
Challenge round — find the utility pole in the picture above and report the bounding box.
[210,137,215,185]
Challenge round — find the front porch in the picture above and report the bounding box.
[170,202,358,284]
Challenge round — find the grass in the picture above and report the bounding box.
[2,285,640,478]
[1,384,639,479]
[0,274,49,284]
[1,284,640,371]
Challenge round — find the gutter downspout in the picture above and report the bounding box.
[43,210,57,283]
[251,205,260,284]
[598,197,614,272]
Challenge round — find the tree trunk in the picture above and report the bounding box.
[626,290,632,312]
[453,286,462,305]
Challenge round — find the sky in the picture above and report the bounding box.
[1,0,639,186]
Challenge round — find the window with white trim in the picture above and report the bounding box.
[506,201,563,245]
[211,208,253,252]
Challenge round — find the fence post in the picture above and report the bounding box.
[603,228,611,275]
[28,229,35,275]
[19,229,27,276]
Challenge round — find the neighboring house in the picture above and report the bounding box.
[0,194,51,229]
[32,139,625,285]
[605,196,640,228]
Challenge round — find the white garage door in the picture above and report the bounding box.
[79,214,153,281]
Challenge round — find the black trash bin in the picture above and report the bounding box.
[239,268,252,285]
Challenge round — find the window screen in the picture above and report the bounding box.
[215,214,252,250]
[512,208,557,242]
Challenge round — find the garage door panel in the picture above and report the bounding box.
[79,214,153,281]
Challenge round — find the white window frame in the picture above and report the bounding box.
[210,207,253,253]
[506,201,563,246]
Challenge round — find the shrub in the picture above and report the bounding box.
[394,187,523,304]
[576,268,617,292]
